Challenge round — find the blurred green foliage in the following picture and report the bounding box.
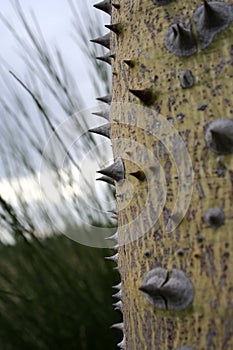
[0,233,121,349]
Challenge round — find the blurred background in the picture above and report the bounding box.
[0,0,121,348]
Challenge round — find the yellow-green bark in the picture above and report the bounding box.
[110,0,233,349]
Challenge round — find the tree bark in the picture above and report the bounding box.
[107,0,233,349]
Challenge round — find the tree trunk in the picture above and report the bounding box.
[94,0,233,349]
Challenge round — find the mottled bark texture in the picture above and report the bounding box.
[100,0,233,349]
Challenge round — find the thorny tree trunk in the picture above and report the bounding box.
[92,0,233,349]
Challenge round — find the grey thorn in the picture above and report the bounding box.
[139,267,194,311]
[90,33,110,49]
[96,94,112,104]
[204,118,233,154]
[112,282,122,290]
[105,231,118,243]
[112,289,122,299]
[96,52,112,65]
[117,335,126,349]
[112,3,120,10]
[109,53,116,59]
[111,322,124,331]
[112,244,119,251]
[179,70,195,89]
[129,88,156,106]
[105,252,118,263]
[107,209,117,215]
[164,22,197,57]
[203,207,225,228]
[193,1,233,50]
[152,0,173,4]
[92,110,110,120]
[89,123,110,138]
[97,156,125,182]
[111,244,119,252]
[124,59,136,68]
[107,210,118,219]
[105,23,123,35]
[113,265,120,272]
[113,300,122,312]
[110,214,118,220]
[96,175,115,186]
[93,0,111,15]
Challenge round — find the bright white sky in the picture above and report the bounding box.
[0,0,109,105]
[0,0,112,230]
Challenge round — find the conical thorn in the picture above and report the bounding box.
[89,123,110,138]
[96,175,115,186]
[124,59,136,68]
[130,170,146,181]
[105,231,119,242]
[105,23,123,35]
[112,244,119,251]
[129,88,157,105]
[117,335,126,349]
[107,210,118,219]
[113,300,122,312]
[111,322,124,331]
[97,157,125,182]
[204,118,233,154]
[96,94,112,104]
[93,0,111,15]
[96,52,112,65]
[105,252,118,263]
[193,1,233,49]
[109,53,116,59]
[112,282,122,290]
[90,33,110,49]
[164,22,197,56]
[112,3,120,9]
[92,110,110,120]
[112,289,122,299]
[107,209,117,215]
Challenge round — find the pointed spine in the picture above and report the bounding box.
[109,53,116,59]
[113,300,122,312]
[93,0,111,15]
[105,231,119,242]
[105,23,123,35]
[107,210,118,219]
[124,59,136,68]
[164,22,197,56]
[112,282,122,290]
[92,110,110,120]
[129,88,156,105]
[96,52,112,65]
[105,252,118,263]
[90,33,110,49]
[202,0,228,29]
[112,3,120,9]
[112,244,119,251]
[97,156,125,182]
[96,94,112,104]
[193,1,233,49]
[96,175,115,186]
[130,170,146,181]
[111,322,124,331]
[113,289,122,299]
[89,123,110,138]
[117,335,126,349]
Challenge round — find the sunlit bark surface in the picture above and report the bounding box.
[109,0,233,349]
